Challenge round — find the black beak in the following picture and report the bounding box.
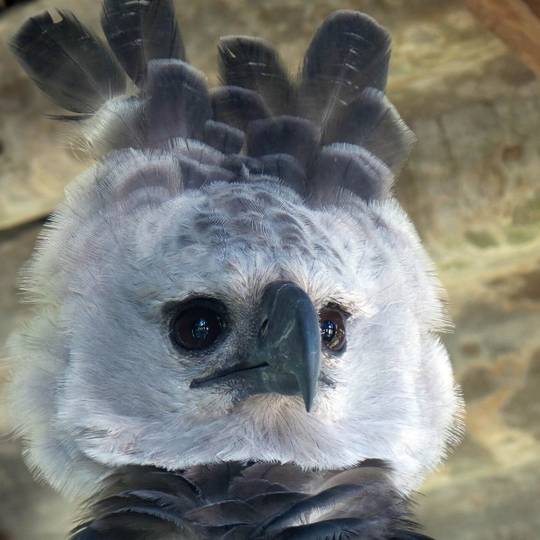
[254,281,321,412]
[190,281,322,412]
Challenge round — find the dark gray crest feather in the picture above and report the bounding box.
[10,2,414,205]
[322,88,416,174]
[211,86,271,131]
[203,121,245,155]
[256,155,308,195]
[246,116,320,168]
[9,10,125,113]
[70,462,433,540]
[218,36,295,115]
[101,0,185,86]
[215,10,409,202]
[145,59,211,144]
[299,11,391,125]
[176,155,236,191]
[309,144,393,204]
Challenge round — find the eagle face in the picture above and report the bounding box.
[7,1,463,500]
[9,160,460,497]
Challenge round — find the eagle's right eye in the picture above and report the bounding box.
[170,298,227,351]
[319,306,347,353]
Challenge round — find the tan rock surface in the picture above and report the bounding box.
[1,1,539,539]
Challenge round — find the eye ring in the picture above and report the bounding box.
[168,298,228,351]
[319,306,347,353]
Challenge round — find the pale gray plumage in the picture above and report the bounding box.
[6,1,463,537]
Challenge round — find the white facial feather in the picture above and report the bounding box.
[6,147,463,499]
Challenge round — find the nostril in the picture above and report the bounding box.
[259,318,269,338]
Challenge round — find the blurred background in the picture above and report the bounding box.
[1,0,539,538]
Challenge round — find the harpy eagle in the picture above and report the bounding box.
[6,0,464,537]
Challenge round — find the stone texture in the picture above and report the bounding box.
[417,245,540,540]
[1,1,540,539]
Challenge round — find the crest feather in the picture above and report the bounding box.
[10,3,414,206]
[10,10,125,113]
[101,0,185,85]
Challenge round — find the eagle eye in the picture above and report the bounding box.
[319,306,347,353]
[170,298,227,351]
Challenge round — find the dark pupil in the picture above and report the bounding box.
[192,318,210,341]
[320,320,337,342]
[171,303,224,350]
[319,308,346,352]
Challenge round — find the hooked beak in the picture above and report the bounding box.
[255,281,321,412]
[190,281,321,412]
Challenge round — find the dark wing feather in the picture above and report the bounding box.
[10,10,125,113]
[229,477,288,499]
[218,36,295,115]
[70,463,432,540]
[270,519,434,540]
[101,0,184,86]
[184,462,246,501]
[254,484,366,537]
[246,491,307,515]
[94,489,197,516]
[98,466,201,500]
[269,518,391,540]
[72,513,182,540]
[241,462,318,491]
[183,500,260,527]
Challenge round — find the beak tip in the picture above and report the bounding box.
[258,280,322,414]
[302,391,315,413]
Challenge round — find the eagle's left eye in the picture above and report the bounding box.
[319,307,347,353]
[170,298,227,351]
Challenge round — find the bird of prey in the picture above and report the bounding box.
[6,0,464,538]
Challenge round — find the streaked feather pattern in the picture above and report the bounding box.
[71,462,433,540]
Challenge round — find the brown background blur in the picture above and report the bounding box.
[1,0,540,538]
